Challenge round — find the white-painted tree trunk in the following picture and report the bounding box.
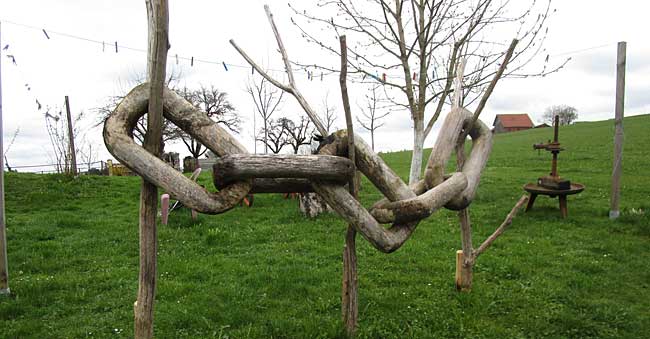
[409,119,425,185]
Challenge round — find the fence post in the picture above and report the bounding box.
[609,41,626,219]
[64,96,78,176]
[134,1,169,338]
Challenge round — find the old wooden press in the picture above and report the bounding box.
[533,115,570,189]
[524,114,584,218]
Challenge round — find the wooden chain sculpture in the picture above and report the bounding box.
[106,4,531,337]
[103,84,492,254]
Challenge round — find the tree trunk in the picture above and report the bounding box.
[264,121,268,154]
[408,118,425,185]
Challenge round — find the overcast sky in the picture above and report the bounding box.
[0,0,648,172]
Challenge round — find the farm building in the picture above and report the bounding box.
[492,114,534,133]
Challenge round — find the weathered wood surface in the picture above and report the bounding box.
[446,119,493,210]
[135,1,168,338]
[64,96,78,176]
[456,208,473,291]
[313,129,472,251]
[240,178,314,194]
[318,130,414,202]
[610,41,626,219]
[212,154,353,183]
[312,182,416,253]
[339,35,358,336]
[424,107,472,189]
[455,250,472,291]
[103,84,252,214]
[422,106,493,211]
[369,173,467,223]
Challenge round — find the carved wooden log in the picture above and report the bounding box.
[312,182,417,253]
[368,173,468,224]
[213,154,353,186]
[423,107,493,210]
[445,119,493,210]
[103,84,252,214]
[424,107,472,189]
[318,130,414,202]
[246,178,314,194]
[313,131,436,253]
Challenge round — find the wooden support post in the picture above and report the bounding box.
[134,1,168,338]
[455,209,473,292]
[0,21,10,296]
[610,41,626,219]
[64,96,78,176]
[339,35,358,335]
[455,250,472,292]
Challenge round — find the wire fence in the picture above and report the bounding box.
[7,160,108,175]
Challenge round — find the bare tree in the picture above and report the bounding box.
[175,85,240,158]
[3,127,20,172]
[257,119,289,154]
[320,92,338,134]
[44,106,83,174]
[280,116,313,154]
[290,0,567,184]
[247,76,284,154]
[543,104,578,125]
[78,140,99,173]
[356,85,392,151]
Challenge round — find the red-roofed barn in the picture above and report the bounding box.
[492,114,534,133]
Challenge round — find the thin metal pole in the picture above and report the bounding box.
[609,41,626,219]
[0,21,10,295]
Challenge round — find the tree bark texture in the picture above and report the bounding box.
[339,35,358,335]
[213,154,353,185]
[424,107,493,210]
[408,120,425,185]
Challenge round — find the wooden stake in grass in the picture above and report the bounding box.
[339,35,359,336]
[135,1,168,338]
[610,41,626,220]
[64,96,77,176]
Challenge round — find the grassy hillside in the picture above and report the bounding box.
[1,115,648,338]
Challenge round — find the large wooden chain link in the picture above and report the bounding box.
[103,85,493,253]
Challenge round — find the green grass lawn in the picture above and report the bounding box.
[1,114,649,338]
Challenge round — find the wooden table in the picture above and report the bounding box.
[523,183,585,218]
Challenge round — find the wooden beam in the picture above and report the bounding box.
[339,35,358,336]
[134,1,168,338]
[610,41,626,219]
[212,154,353,184]
[243,178,314,194]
